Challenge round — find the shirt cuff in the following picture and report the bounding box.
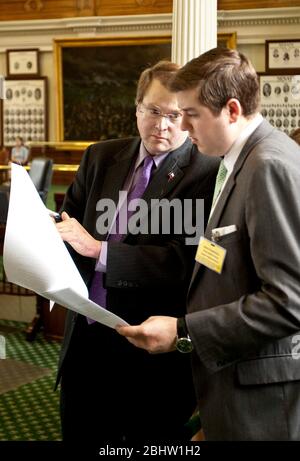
[95,241,107,272]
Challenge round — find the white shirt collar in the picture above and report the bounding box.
[138,142,169,169]
[223,113,263,177]
[209,113,263,219]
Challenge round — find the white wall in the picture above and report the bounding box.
[0,7,299,141]
[237,43,265,72]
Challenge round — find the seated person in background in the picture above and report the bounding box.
[11,137,29,165]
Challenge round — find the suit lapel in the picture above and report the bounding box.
[100,138,140,208]
[189,119,274,288]
[142,148,188,202]
[95,138,140,239]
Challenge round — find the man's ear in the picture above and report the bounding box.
[226,98,242,123]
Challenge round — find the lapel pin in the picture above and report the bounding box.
[167,171,175,182]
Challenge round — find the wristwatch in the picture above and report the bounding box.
[176,317,193,353]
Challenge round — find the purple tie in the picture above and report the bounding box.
[110,155,155,241]
[88,155,154,318]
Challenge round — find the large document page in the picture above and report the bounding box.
[3,163,128,328]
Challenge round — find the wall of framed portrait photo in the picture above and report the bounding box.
[259,73,300,135]
[2,77,48,147]
[6,48,40,78]
[266,40,300,74]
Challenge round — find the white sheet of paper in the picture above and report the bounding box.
[3,163,128,329]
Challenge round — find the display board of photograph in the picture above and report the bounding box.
[266,40,300,75]
[2,77,47,147]
[260,74,300,135]
[6,48,40,78]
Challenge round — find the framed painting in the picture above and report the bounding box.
[54,37,172,143]
[54,33,237,144]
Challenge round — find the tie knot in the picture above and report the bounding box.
[142,155,154,172]
[217,159,227,181]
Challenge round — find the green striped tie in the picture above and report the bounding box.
[212,160,228,205]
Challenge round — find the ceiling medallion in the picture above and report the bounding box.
[24,0,44,12]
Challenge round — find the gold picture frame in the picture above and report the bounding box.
[217,32,237,50]
[54,36,172,143]
[55,33,237,145]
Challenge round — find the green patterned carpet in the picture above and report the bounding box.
[0,320,62,441]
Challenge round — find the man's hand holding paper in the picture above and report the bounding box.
[3,163,128,329]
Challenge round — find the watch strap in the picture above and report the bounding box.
[177,317,189,339]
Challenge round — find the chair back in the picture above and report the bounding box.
[29,157,53,204]
[0,191,9,224]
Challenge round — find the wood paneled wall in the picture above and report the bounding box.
[0,0,95,21]
[218,0,300,9]
[95,0,172,16]
[1,0,300,21]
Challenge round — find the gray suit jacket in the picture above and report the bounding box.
[57,137,220,437]
[186,120,300,440]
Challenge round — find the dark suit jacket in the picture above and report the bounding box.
[186,121,300,440]
[57,136,219,436]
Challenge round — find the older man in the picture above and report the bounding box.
[56,60,219,442]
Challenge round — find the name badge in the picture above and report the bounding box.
[195,237,226,274]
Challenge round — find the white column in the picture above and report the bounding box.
[172,0,217,66]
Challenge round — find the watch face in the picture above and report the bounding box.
[176,337,193,353]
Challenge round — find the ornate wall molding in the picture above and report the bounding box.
[0,14,172,51]
[0,7,300,51]
[218,6,300,27]
[217,7,300,43]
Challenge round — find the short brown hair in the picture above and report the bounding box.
[135,60,180,105]
[290,128,300,146]
[169,47,260,117]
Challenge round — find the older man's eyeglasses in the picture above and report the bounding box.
[138,104,183,124]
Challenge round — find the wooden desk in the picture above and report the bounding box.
[0,224,66,342]
[0,163,79,172]
[0,163,79,186]
[30,143,84,184]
